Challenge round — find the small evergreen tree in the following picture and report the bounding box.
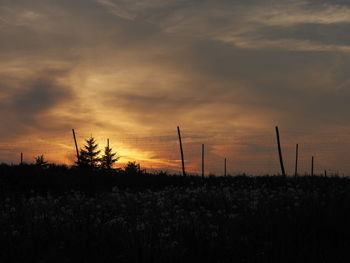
[78,136,101,169]
[101,139,119,170]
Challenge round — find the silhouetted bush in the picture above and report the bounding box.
[123,161,141,176]
[34,154,49,168]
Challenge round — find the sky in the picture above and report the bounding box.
[1,0,350,175]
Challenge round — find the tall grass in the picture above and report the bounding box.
[0,164,350,262]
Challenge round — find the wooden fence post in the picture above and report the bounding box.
[72,129,80,164]
[294,144,298,177]
[177,126,186,176]
[275,126,286,176]
[202,144,204,179]
[224,158,227,176]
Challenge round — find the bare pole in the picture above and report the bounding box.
[72,129,80,164]
[20,152,23,165]
[275,126,286,176]
[177,126,186,176]
[294,144,299,177]
[201,144,204,179]
[311,156,314,176]
[324,170,327,177]
[107,138,109,148]
[224,158,227,176]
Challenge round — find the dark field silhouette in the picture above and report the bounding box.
[1,164,350,262]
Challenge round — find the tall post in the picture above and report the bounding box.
[177,126,186,176]
[311,156,314,176]
[201,144,204,179]
[275,126,286,176]
[107,138,109,148]
[20,152,23,165]
[72,129,80,164]
[294,144,299,177]
[224,158,227,176]
[324,170,327,177]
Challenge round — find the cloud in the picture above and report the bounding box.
[250,1,350,26]
[219,37,350,52]
[96,0,188,20]
[142,0,350,52]
[1,0,350,173]
[0,69,74,138]
[96,0,136,20]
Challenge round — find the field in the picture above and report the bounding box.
[1,164,350,262]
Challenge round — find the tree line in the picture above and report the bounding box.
[31,136,141,174]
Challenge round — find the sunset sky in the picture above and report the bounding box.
[1,0,350,175]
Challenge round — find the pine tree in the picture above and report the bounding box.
[78,136,101,169]
[101,139,119,170]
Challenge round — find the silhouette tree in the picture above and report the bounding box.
[101,139,119,170]
[34,154,48,168]
[124,161,141,176]
[78,136,101,169]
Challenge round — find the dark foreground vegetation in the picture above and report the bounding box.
[1,164,350,263]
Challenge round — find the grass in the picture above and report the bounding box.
[0,164,350,262]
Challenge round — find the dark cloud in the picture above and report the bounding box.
[0,70,73,138]
[259,23,350,46]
